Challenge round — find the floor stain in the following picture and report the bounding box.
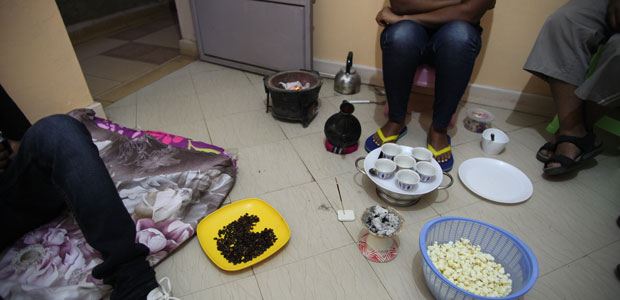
[318,204,330,211]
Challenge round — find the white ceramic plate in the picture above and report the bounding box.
[458,158,533,204]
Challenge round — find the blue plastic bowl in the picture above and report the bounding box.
[419,217,539,300]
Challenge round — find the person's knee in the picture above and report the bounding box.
[33,115,83,134]
[543,4,583,35]
[383,20,427,52]
[436,21,481,53]
[28,115,90,147]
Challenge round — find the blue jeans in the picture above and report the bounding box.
[381,20,482,128]
[0,115,157,300]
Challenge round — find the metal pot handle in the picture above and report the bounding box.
[436,172,454,190]
[355,156,366,175]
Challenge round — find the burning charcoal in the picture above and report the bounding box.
[277,81,310,91]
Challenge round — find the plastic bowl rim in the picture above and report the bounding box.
[418,216,539,300]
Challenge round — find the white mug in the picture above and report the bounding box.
[394,154,416,170]
[381,143,402,160]
[481,128,509,155]
[396,169,420,191]
[373,158,397,179]
[411,147,432,162]
[415,161,436,182]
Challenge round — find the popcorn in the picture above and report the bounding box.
[427,238,512,297]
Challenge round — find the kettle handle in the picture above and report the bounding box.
[346,51,353,74]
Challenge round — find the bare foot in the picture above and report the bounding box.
[428,124,451,163]
[538,147,554,161]
[372,121,407,146]
[545,131,586,169]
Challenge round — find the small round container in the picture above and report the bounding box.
[396,169,420,191]
[415,161,436,182]
[394,154,416,170]
[481,128,509,155]
[411,147,433,162]
[381,143,402,160]
[464,108,495,133]
[373,158,397,179]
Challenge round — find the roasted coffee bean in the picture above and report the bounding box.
[215,213,277,265]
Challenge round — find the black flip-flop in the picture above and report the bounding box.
[543,132,603,176]
[536,142,556,163]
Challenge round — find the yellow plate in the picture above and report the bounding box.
[196,198,290,271]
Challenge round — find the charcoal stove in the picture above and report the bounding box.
[264,70,322,127]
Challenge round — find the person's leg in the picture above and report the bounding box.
[544,79,606,171]
[1,115,158,299]
[525,0,609,163]
[575,33,620,107]
[428,21,482,163]
[374,20,430,146]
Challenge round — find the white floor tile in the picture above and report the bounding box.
[154,237,254,297]
[207,110,286,149]
[104,97,137,129]
[193,68,266,120]
[185,276,263,300]
[526,179,620,254]
[251,182,353,274]
[255,244,392,300]
[137,93,204,129]
[228,140,313,201]
[527,255,620,300]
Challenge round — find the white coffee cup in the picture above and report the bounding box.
[411,147,433,162]
[381,143,402,160]
[481,128,509,155]
[394,154,416,170]
[372,158,397,179]
[415,161,436,182]
[396,169,420,191]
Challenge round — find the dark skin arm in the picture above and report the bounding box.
[377,0,496,28]
[0,140,18,175]
[609,0,620,32]
[390,0,461,15]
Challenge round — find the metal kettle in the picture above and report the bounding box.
[334,51,361,94]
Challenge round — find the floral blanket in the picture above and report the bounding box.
[0,109,237,300]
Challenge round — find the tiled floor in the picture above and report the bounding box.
[104,61,620,300]
[73,12,182,104]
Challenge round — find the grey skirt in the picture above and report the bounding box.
[523,0,620,107]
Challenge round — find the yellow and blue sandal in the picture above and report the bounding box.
[428,135,453,172]
[364,127,407,152]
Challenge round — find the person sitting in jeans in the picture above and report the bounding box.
[366,0,496,172]
[0,85,177,300]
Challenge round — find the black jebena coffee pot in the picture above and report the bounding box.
[324,100,362,154]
